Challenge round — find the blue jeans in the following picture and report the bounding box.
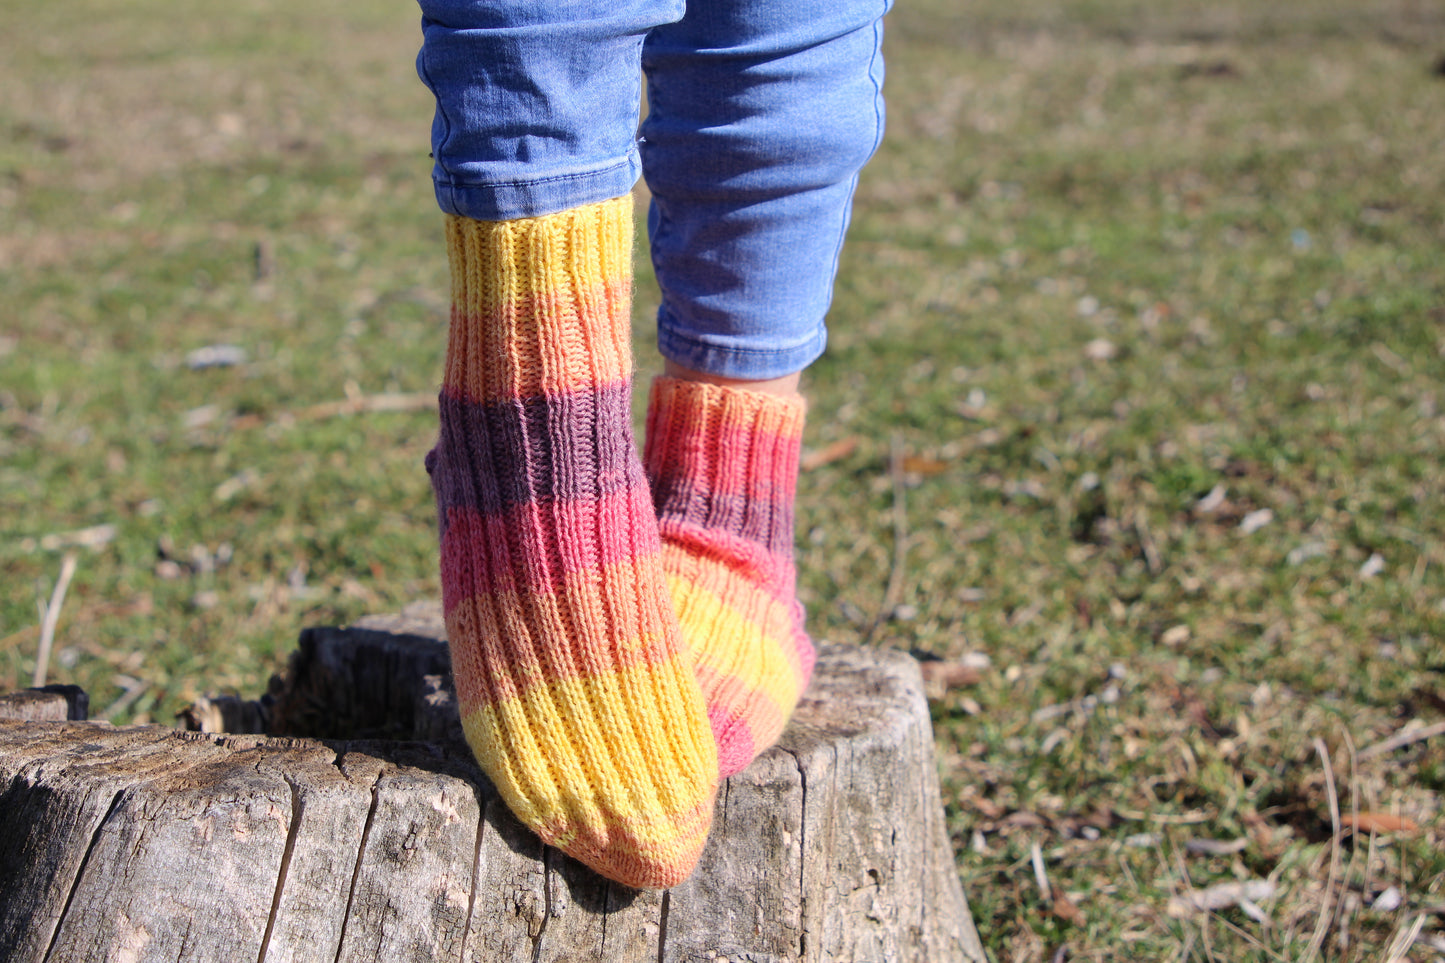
[416,0,890,379]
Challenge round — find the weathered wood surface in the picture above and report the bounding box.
[0,685,87,723]
[0,615,987,963]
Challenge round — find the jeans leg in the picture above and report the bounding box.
[417,0,684,220]
[641,0,892,380]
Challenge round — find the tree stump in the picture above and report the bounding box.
[0,609,986,963]
[0,685,88,724]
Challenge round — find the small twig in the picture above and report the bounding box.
[1031,841,1051,902]
[799,435,860,472]
[862,432,909,645]
[1383,915,1426,963]
[1114,806,1210,825]
[293,391,434,422]
[1133,506,1162,574]
[1301,738,1341,963]
[1032,695,1099,724]
[1358,720,1445,759]
[1167,881,1276,917]
[1183,837,1249,856]
[99,675,148,721]
[1336,731,1362,950]
[33,552,78,687]
[1206,913,1287,960]
[1415,929,1445,954]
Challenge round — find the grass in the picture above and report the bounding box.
[3,0,1444,958]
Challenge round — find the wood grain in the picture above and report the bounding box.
[0,614,985,962]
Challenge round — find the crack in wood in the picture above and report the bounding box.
[41,787,124,963]
[174,912,194,962]
[781,747,809,962]
[531,847,553,963]
[654,890,670,963]
[597,878,610,957]
[2,639,985,961]
[256,774,303,963]
[332,767,385,963]
[456,795,486,963]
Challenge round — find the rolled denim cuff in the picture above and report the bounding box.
[416,0,680,222]
[657,311,829,381]
[432,154,641,222]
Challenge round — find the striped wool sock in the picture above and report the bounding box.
[427,197,718,889]
[643,378,815,777]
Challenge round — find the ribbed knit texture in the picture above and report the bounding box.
[427,197,718,889]
[643,378,814,777]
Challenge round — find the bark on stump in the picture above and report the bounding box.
[0,611,986,963]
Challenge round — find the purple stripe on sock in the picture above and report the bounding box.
[431,381,643,526]
[651,488,796,559]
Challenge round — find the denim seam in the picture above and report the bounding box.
[821,1,888,324]
[432,157,636,193]
[657,320,828,369]
[867,4,888,159]
[660,339,823,359]
[415,46,454,182]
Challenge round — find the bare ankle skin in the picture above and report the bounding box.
[662,360,804,398]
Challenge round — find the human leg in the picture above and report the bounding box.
[639,0,891,775]
[417,0,717,888]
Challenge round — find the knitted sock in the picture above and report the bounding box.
[427,197,718,889]
[643,378,814,777]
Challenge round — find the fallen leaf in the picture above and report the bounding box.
[1359,553,1386,579]
[1185,837,1250,856]
[901,455,949,476]
[295,391,434,421]
[186,344,248,369]
[1194,484,1227,514]
[36,523,117,553]
[1344,812,1419,834]
[1006,812,1052,832]
[1238,508,1274,534]
[1373,886,1404,912]
[1287,541,1330,565]
[963,794,1004,820]
[918,660,983,692]
[1167,880,1275,917]
[182,404,222,429]
[1052,894,1086,926]
[800,436,859,471]
[214,469,259,502]
[1160,625,1191,646]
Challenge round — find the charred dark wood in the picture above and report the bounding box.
[0,684,87,723]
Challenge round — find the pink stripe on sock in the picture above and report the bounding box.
[440,485,664,608]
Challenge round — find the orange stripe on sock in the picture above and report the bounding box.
[441,283,632,404]
[443,198,634,404]
[446,570,682,709]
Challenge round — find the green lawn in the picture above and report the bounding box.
[3,1,1443,958]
